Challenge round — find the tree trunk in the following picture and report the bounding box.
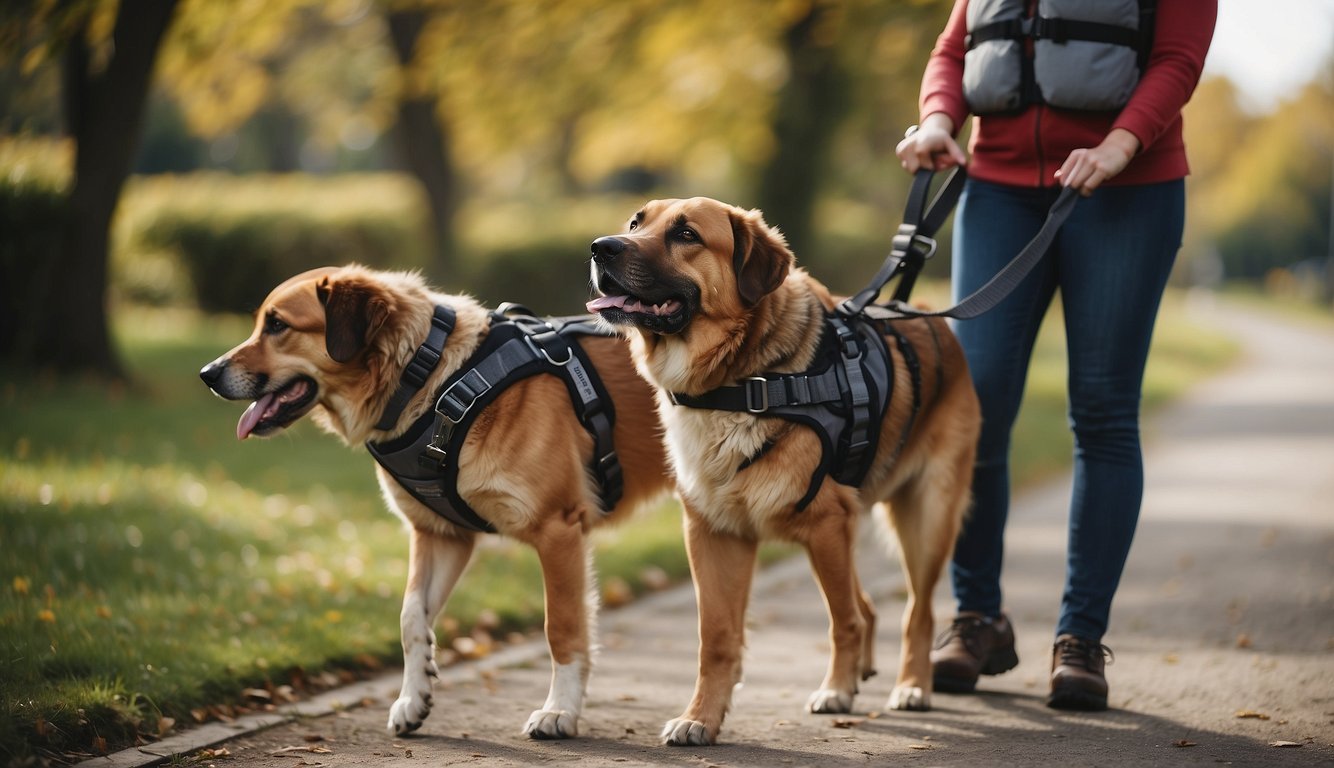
[754,0,849,258]
[385,8,459,278]
[43,0,179,377]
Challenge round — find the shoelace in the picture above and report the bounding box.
[933,615,989,653]
[1054,637,1114,669]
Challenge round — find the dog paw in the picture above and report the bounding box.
[887,684,930,711]
[523,709,578,740]
[387,694,431,735]
[806,688,855,714]
[661,718,714,746]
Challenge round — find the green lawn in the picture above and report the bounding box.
[0,292,1235,761]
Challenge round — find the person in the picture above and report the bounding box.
[895,0,1216,711]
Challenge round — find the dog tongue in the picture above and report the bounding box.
[586,295,629,313]
[237,392,278,440]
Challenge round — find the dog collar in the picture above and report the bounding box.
[374,305,457,432]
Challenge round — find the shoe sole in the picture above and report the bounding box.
[1046,686,1108,711]
[933,646,1020,693]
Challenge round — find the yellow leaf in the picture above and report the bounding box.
[12,576,30,595]
[96,606,113,619]
[37,609,55,623]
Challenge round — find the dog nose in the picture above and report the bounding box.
[200,359,226,387]
[591,236,626,265]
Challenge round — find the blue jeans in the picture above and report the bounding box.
[949,178,1185,642]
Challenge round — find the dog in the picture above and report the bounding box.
[199,265,671,739]
[587,198,981,745]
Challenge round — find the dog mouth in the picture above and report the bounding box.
[587,274,691,334]
[236,375,318,440]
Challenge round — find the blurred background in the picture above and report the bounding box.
[0,0,1330,762]
[1,0,1330,378]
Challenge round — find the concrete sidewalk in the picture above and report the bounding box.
[96,297,1334,767]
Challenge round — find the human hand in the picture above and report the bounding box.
[1055,128,1141,196]
[895,113,967,174]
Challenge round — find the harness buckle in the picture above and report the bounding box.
[419,441,449,470]
[437,368,490,424]
[745,377,770,413]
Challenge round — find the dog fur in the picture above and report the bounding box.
[587,198,981,745]
[200,265,671,739]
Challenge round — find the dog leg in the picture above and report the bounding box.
[662,505,758,746]
[884,468,964,711]
[802,507,868,715]
[523,511,593,740]
[856,571,878,682]
[389,528,475,736]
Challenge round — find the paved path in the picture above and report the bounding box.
[96,297,1334,767]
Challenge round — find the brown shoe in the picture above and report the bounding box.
[931,612,1019,693]
[1047,634,1113,711]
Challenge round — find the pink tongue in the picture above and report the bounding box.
[237,392,278,440]
[586,295,629,312]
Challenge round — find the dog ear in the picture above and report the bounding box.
[730,208,793,307]
[316,275,391,363]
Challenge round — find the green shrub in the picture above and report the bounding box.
[118,174,432,313]
[0,137,71,362]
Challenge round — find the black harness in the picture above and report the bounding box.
[670,168,1078,509]
[367,304,622,533]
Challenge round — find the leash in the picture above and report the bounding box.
[837,168,1080,321]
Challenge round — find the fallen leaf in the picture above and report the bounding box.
[832,718,862,729]
[157,717,176,737]
[603,577,633,608]
[268,746,332,756]
[1235,710,1271,720]
[93,736,107,754]
[190,708,209,724]
[242,688,272,702]
[302,734,327,743]
[908,744,933,750]
[1174,740,1197,748]
[1269,741,1303,748]
[1236,633,1253,649]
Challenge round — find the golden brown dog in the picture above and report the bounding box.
[200,265,671,739]
[587,198,980,745]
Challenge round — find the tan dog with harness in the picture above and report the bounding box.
[200,265,671,740]
[588,198,981,745]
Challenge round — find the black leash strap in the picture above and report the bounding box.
[840,168,1080,322]
[839,168,967,317]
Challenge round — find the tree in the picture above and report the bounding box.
[1,0,179,376]
[754,0,850,257]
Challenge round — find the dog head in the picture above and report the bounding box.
[586,197,793,336]
[199,265,416,441]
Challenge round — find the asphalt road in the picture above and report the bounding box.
[88,296,1334,768]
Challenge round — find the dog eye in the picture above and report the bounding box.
[627,220,638,232]
[264,313,288,335]
[676,227,699,243]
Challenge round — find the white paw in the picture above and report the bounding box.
[806,687,855,714]
[661,718,714,746]
[887,684,930,711]
[388,692,432,735]
[523,709,579,740]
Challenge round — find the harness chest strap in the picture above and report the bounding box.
[671,314,911,510]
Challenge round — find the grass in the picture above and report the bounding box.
[0,291,1236,762]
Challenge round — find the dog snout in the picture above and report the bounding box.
[200,358,228,389]
[591,236,627,265]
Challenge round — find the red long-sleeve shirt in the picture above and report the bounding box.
[920,0,1217,188]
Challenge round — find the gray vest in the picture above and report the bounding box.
[963,0,1151,114]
